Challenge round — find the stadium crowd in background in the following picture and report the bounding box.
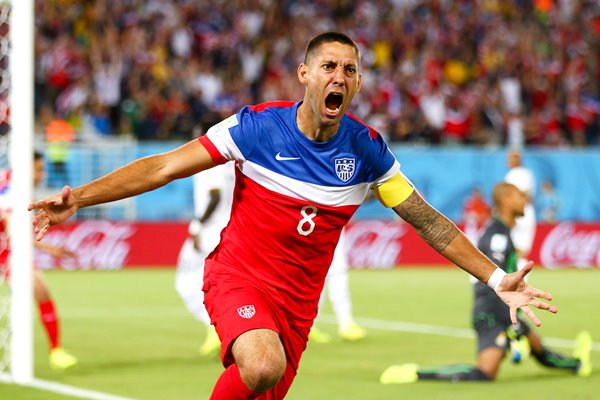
[28,0,600,146]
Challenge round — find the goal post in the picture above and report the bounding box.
[0,0,35,384]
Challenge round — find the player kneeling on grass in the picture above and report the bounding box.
[380,183,592,384]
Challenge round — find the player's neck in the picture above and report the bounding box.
[496,210,516,228]
[296,102,339,142]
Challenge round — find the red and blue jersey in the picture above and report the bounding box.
[199,101,399,325]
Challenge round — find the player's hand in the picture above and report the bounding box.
[495,261,557,327]
[28,186,78,241]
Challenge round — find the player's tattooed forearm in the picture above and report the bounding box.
[393,191,460,253]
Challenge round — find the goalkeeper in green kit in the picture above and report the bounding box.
[381,183,592,384]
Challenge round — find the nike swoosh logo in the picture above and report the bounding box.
[275,152,300,161]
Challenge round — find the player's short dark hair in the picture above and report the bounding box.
[34,150,43,161]
[492,182,518,207]
[304,32,361,65]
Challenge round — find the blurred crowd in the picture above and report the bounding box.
[28,0,600,146]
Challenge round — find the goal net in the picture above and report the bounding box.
[0,1,11,379]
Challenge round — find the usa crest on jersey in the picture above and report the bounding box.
[334,158,356,182]
[237,305,256,319]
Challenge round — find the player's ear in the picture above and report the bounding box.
[297,63,308,85]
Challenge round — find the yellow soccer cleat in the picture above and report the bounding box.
[573,330,592,377]
[49,348,77,371]
[338,321,367,342]
[507,328,530,364]
[309,326,332,344]
[380,363,419,384]
[199,326,221,357]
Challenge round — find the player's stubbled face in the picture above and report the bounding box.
[303,41,362,127]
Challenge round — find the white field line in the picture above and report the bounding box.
[319,314,600,352]
[60,306,600,352]
[0,373,138,400]
[1,309,596,398]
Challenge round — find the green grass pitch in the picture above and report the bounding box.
[1,267,598,399]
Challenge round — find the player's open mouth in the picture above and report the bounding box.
[325,93,343,115]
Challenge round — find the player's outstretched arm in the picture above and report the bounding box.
[392,190,556,326]
[29,140,215,240]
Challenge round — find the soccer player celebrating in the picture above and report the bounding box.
[380,183,592,384]
[30,33,557,399]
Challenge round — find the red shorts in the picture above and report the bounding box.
[203,260,311,399]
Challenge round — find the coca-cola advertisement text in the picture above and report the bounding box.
[344,220,600,269]
[533,223,600,269]
[34,220,599,270]
[36,220,187,270]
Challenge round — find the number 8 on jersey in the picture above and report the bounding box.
[297,205,318,236]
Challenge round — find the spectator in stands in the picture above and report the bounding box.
[44,110,75,189]
[538,179,562,224]
[462,186,491,245]
[31,0,600,147]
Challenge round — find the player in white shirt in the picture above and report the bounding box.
[504,149,536,271]
[310,230,367,343]
[175,162,235,356]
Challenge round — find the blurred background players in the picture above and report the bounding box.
[504,149,536,270]
[175,161,235,356]
[462,186,491,245]
[380,182,592,384]
[309,230,367,343]
[0,151,77,370]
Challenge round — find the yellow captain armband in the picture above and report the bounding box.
[371,172,415,208]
